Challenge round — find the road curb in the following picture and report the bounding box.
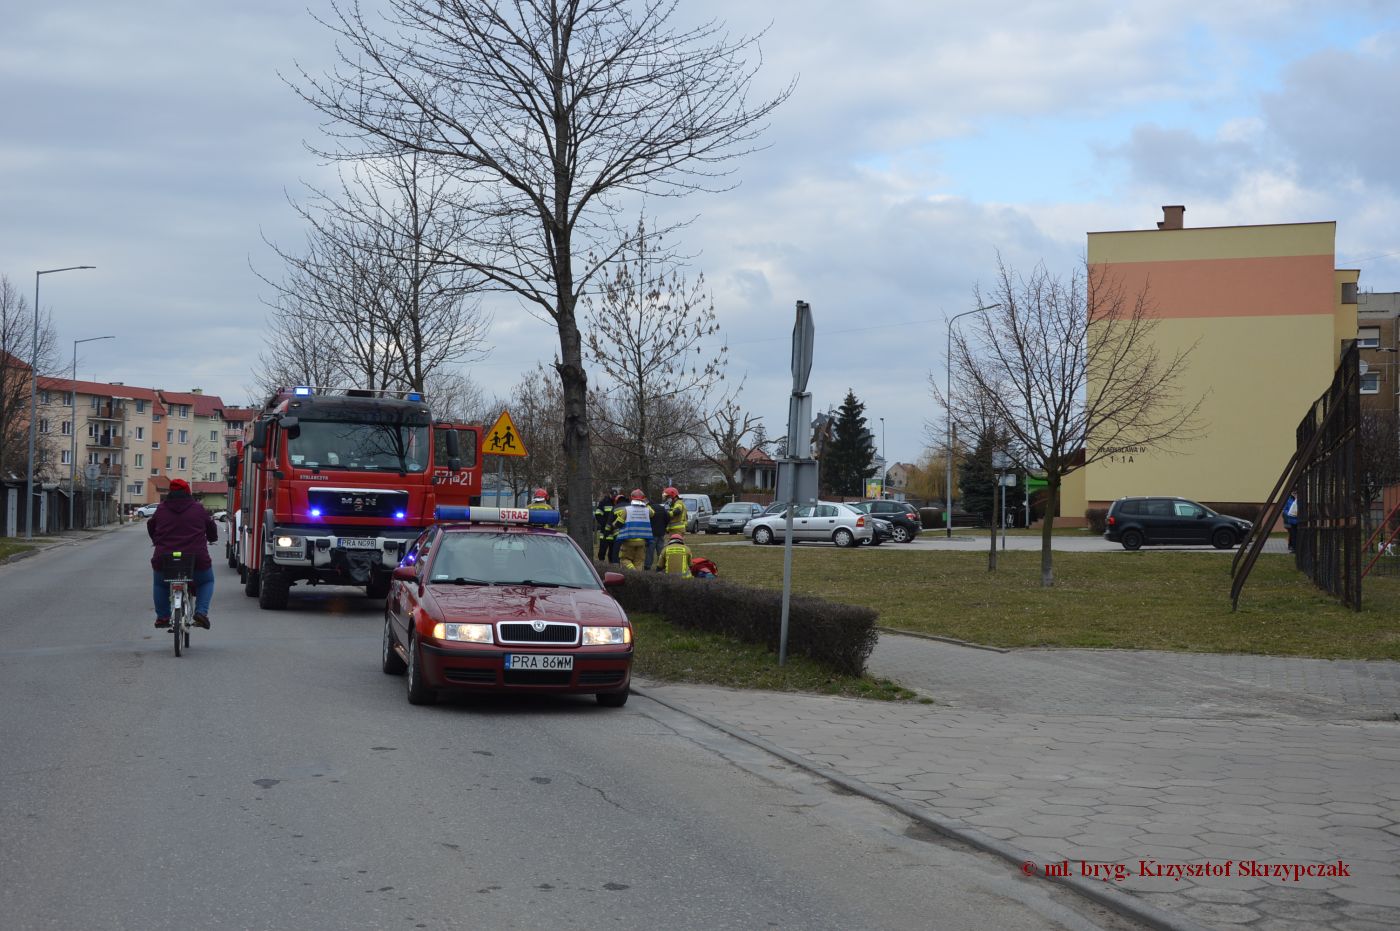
[633,684,1209,931]
[877,627,1011,653]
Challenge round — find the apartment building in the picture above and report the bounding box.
[33,378,162,507]
[1357,292,1400,414]
[1063,206,1360,516]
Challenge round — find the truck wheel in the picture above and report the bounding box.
[258,565,290,610]
[244,565,261,597]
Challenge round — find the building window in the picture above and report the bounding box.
[61,450,72,465]
[1359,327,1381,349]
[152,441,160,449]
[38,418,49,434]
[39,389,50,404]
[179,405,190,418]
[153,413,162,422]
[88,423,98,437]
[88,452,100,465]
[166,429,173,443]
[178,429,188,444]
[61,420,72,436]
[62,391,73,407]
[128,482,143,495]
[178,456,187,470]
[135,399,145,413]
[1361,373,1381,394]
[91,395,100,410]
[135,453,144,468]
[210,429,219,442]
[208,451,217,463]
[135,426,144,440]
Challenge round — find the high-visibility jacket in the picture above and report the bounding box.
[527,501,557,527]
[660,540,693,576]
[665,498,688,535]
[594,499,618,540]
[614,501,655,541]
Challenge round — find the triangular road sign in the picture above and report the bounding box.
[483,409,527,457]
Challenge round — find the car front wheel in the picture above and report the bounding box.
[1211,528,1237,549]
[1121,529,1144,551]
[753,526,774,545]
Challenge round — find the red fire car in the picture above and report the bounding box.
[381,507,633,707]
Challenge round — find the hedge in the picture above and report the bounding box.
[599,565,878,676]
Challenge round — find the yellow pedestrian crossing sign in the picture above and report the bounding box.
[484,409,527,457]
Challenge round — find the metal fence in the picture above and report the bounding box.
[1232,342,1362,610]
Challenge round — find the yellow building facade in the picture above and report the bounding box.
[1068,208,1358,515]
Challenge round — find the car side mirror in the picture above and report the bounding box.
[603,571,625,588]
[392,565,418,582]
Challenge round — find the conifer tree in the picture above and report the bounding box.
[822,390,878,496]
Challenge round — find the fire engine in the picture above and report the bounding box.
[233,386,480,609]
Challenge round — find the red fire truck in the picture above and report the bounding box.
[431,422,484,510]
[234,387,474,609]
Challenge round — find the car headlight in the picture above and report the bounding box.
[275,535,303,548]
[432,622,493,643]
[582,626,632,646]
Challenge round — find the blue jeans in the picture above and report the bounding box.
[644,537,663,570]
[153,567,215,618]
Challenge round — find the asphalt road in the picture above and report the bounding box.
[0,527,1143,931]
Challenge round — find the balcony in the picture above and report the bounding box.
[85,434,126,449]
[88,401,127,421]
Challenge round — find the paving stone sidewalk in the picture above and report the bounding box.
[641,637,1400,930]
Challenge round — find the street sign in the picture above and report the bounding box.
[775,459,820,506]
[483,410,527,457]
[84,463,101,481]
[791,301,814,394]
[1024,475,1049,492]
[786,392,812,459]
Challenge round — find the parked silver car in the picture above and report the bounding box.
[705,501,765,534]
[744,501,874,548]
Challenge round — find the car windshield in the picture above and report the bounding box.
[719,502,752,513]
[427,532,600,588]
[288,420,429,474]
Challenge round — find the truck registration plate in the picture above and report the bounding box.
[505,654,573,671]
[339,537,379,549]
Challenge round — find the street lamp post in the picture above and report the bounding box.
[879,416,886,497]
[25,265,95,538]
[69,335,115,529]
[945,304,1001,537]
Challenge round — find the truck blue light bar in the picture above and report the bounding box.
[435,506,559,525]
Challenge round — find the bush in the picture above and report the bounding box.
[600,564,878,676]
[1085,507,1108,535]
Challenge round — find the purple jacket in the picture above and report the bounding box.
[147,493,218,570]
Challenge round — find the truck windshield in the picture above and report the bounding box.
[288,421,429,474]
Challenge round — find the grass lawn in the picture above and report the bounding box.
[630,613,919,701]
[689,543,1400,661]
[0,541,34,562]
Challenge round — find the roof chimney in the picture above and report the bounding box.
[191,388,203,394]
[1158,205,1185,230]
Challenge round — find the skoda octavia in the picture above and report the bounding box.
[382,507,633,707]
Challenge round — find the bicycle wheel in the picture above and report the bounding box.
[171,583,185,657]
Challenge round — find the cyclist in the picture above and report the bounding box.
[148,478,218,629]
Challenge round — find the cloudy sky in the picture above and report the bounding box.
[4,0,1398,469]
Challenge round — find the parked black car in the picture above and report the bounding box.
[852,501,922,543]
[1104,496,1252,550]
[705,501,766,534]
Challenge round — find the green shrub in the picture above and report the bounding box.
[601,564,878,675]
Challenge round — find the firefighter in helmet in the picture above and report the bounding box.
[659,532,693,577]
[662,487,687,536]
[612,489,655,570]
[594,487,621,561]
[526,487,557,527]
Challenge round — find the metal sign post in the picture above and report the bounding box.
[779,301,816,666]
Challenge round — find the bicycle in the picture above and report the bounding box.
[161,552,196,657]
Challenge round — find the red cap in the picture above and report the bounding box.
[169,478,190,493]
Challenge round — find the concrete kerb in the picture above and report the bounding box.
[633,684,1210,931]
[877,626,1011,654]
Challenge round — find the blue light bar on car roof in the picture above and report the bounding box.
[293,386,313,396]
[435,506,560,526]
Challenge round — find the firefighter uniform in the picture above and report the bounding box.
[613,492,655,569]
[663,490,687,536]
[659,534,693,577]
[594,495,619,560]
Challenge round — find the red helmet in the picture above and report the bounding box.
[664,486,679,498]
[668,532,685,542]
[630,488,646,501]
[532,488,548,501]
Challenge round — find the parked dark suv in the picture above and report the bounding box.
[1104,496,1252,550]
[860,500,922,543]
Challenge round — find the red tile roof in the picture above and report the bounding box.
[193,481,225,495]
[36,376,161,401]
[158,391,225,418]
[221,407,258,423]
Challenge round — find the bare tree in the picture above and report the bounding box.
[256,154,490,396]
[949,257,1202,586]
[0,276,60,480]
[1357,410,1400,541]
[697,382,765,498]
[293,0,791,550]
[583,217,726,490]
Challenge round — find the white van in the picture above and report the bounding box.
[679,494,714,533]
